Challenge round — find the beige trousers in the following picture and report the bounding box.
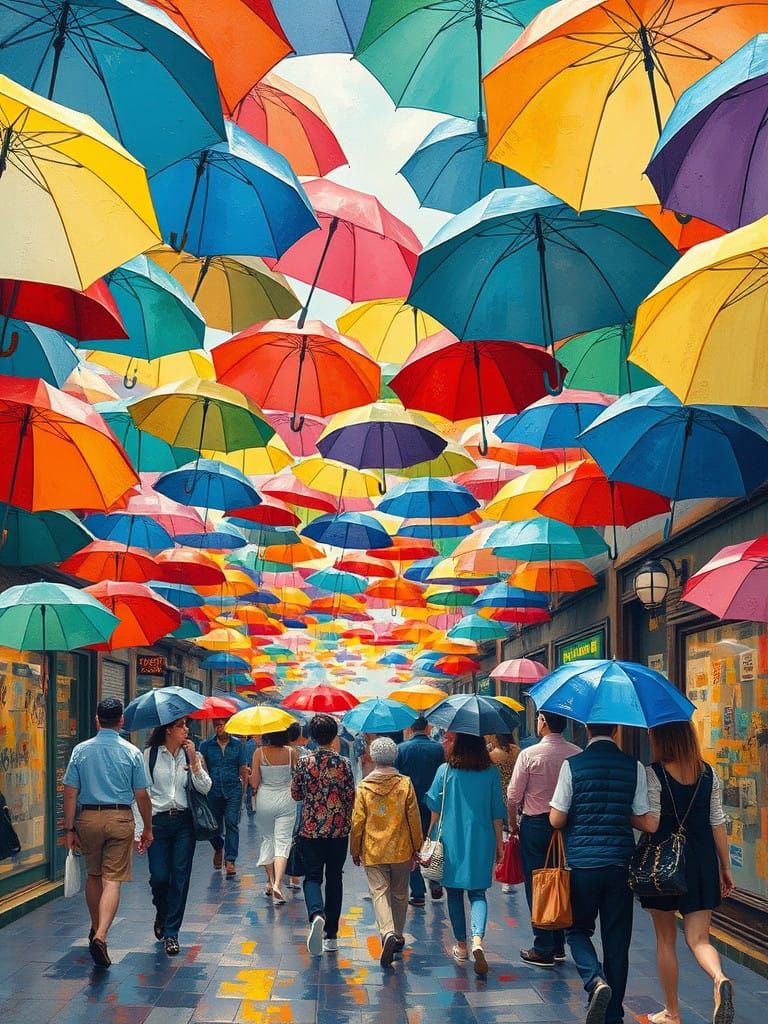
[365,861,411,938]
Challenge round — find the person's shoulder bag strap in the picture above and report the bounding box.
[434,767,449,842]
[662,765,705,834]
[148,745,159,783]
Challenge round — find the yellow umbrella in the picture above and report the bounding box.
[484,465,581,522]
[224,705,296,736]
[203,436,294,475]
[198,569,259,597]
[630,219,768,405]
[293,457,382,498]
[194,627,252,652]
[88,350,215,389]
[493,695,525,713]
[390,682,447,711]
[63,364,119,404]
[396,439,475,479]
[0,75,159,288]
[337,298,443,363]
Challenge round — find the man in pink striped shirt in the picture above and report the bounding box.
[507,711,581,968]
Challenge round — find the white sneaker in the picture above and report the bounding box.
[502,884,514,894]
[322,938,338,952]
[307,915,325,956]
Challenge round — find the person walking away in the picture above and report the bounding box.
[640,721,734,1024]
[425,732,506,977]
[350,738,423,967]
[136,717,211,955]
[507,711,580,965]
[286,721,308,890]
[252,729,296,905]
[62,698,152,969]
[242,734,257,819]
[395,717,445,906]
[549,723,658,1024]
[199,718,249,877]
[291,714,355,956]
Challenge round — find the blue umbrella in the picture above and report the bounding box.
[399,522,472,539]
[148,583,204,608]
[244,589,280,606]
[272,0,370,53]
[302,512,391,550]
[489,518,609,561]
[97,399,198,472]
[342,697,417,734]
[0,321,77,386]
[201,653,252,673]
[426,693,519,736]
[123,685,207,731]
[496,390,614,449]
[150,121,318,259]
[528,659,695,728]
[176,522,247,550]
[306,569,368,595]
[378,478,479,519]
[0,0,225,175]
[473,583,549,610]
[401,117,528,214]
[404,557,440,583]
[85,512,174,552]
[378,652,410,666]
[408,186,678,391]
[155,459,261,512]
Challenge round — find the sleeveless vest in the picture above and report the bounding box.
[565,741,638,868]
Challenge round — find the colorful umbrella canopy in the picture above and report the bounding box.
[212,319,380,431]
[536,462,670,530]
[224,704,296,735]
[228,500,299,528]
[293,459,382,501]
[150,583,205,609]
[60,540,158,583]
[194,626,252,652]
[154,549,226,587]
[0,507,90,568]
[491,658,548,685]
[205,438,294,477]
[155,460,260,512]
[62,365,120,404]
[389,682,447,711]
[336,554,396,578]
[0,580,119,651]
[306,569,367,596]
[483,0,768,210]
[454,463,527,502]
[556,324,658,397]
[0,0,226,174]
[97,399,197,473]
[496,390,614,450]
[434,654,481,676]
[342,697,417,733]
[473,583,549,612]
[0,321,77,387]
[123,684,207,731]
[337,298,442,365]
[529,659,695,728]
[681,537,768,622]
[84,580,181,650]
[378,478,478,520]
[397,439,476,479]
[187,694,240,720]
[178,521,247,550]
[510,561,597,594]
[151,121,317,259]
[483,466,574,523]
[85,512,174,552]
[282,684,359,712]
[0,278,125,342]
[447,613,506,643]
[0,75,159,290]
[272,0,370,54]
[87,349,215,391]
[200,652,253,673]
[365,576,426,608]
[489,518,609,560]
[303,512,392,551]
[425,692,519,736]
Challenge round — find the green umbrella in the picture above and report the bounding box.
[0,582,119,651]
[426,588,478,608]
[0,508,91,567]
[447,613,507,642]
[557,324,658,396]
[96,399,198,472]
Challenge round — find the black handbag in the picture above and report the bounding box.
[184,751,220,842]
[629,765,705,897]
[0,789,21,861]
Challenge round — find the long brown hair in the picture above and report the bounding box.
[650,721,703,784]
[448,733,491,771]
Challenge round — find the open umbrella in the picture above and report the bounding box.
[426,693,519,736]
[491,658,548,685]
[496,390,614,450]
[389,682,447,711]
[681,537,768,623]
[272,0,370,54]
[528,659,694,728]
[85,513,174,552]
[97,399,198,473]
[154,549,226,587]
[484,466,578,523]
[155,460,260,512]
[342,697,417,734]
[0,581,119,651]
[0,321,78,387]
[0,507,91,567]
[337,298,443,365]
[556,324,658,397]
[200,652,253,673]
[84,580,181,650]
[489,517,609,562]
[224,704,296,735]
[282,684,359,713]
[187,694,239,720]
[123,685,207,731]
[510,561,597,594]
[0,277,125,342]
[62,365,120,404]
[447,613,506,643]
[60,540,159,583]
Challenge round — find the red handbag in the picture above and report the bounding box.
[494,833,525,885]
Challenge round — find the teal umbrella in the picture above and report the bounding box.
[96,399,198,472]
[0,320,78,386]
[305,569,367,596]
[0,507,91,567]
[489,518,609,561]
[0,582,119,650]
[557,324,658,396]
[447,613,507,642]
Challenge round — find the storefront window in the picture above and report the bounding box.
[54,654,88,875]
[0,650,46,883]
[685,621,768,906]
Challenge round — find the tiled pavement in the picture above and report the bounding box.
[1,821,764,1024]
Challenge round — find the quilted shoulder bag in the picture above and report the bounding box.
[419,769,449,883]
[184,750,220,842]
[629,764,705,897]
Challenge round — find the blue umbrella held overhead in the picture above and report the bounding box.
[342,698,417,734]
[123,685,207,731]
[426,693,519,736]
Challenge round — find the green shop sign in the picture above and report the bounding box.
[557,631,605,665]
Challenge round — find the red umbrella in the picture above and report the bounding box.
[271,179,421,322]
[390,332,562,455]
[282,684,359,712]
[480,606,552,625]
[454,463,528,502]
[188,695,239,720]
[434,655,482,676]
[60,540,159,583]
[367,537,438,561]
[228,499,300,527]
[335,554,396,578]
[0,278,125,346]
[261,474,336,513]
[84,581,181,650]
[154,548,226,586]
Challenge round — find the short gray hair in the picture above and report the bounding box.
[369,737,397,766]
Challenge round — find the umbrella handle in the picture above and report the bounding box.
[543,359,565,396]
[123,370,138,389]
[0,329,18,357]
[289,413,305,433]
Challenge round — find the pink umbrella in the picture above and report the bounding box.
[491,658,549,685]
[454,462,531,502]
[271,179,421,323]
[266,410,326,457]
[682,537,768,622]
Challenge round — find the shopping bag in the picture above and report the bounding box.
[494,834,525,886]
[64,850,81,898]
[531,831,572,929]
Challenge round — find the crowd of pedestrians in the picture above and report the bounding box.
[62,697,735,1024]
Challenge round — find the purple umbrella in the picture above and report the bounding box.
[647,35,768,231]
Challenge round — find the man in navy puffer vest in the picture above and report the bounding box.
[549,723,658,1024]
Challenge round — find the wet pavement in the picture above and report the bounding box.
[0,821,763,1024]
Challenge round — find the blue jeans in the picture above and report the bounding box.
[207,785,243,863]
[147,810,196,940]
[519,815,565,956]
[410,803,441,900]
[567,865,634,1024]
[300,835,348,939]
[446,888,488,942]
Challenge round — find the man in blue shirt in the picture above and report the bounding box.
[199,719,249,876]
[63,698,152,969]
[395,718,445,906]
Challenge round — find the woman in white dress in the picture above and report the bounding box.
[252,729,297,904]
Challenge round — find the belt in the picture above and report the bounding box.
[522,812,550,819]
[80,803,131,811]
[154,808,190,817]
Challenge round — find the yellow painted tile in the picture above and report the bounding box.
[218,968,276,1001]
[241,941,257,955]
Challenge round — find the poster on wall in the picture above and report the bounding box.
[648,653,666,674]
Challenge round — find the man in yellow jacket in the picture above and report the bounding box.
[350,737,423,968]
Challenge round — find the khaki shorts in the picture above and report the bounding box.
[77,809,135,881]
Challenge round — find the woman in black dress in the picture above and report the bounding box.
[642,721,735,1024]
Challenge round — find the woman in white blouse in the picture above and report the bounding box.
[641,721,734,1024]
[135,717,211,956]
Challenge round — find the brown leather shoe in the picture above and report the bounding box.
[89,938,111,968]
[225,860,236,877]
[213,849,223,869]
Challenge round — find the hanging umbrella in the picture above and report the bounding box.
[397,439,476,480]
[378,651,410,666]
[294,459,382,502]
[272,0,369,54]
[200,652,253,673]
[447,613,506,643]
[151,122,317,259]
[401,116,528,213]
[194,626,252,653]
[0,75,159,290]
[473,583,549,613]
[177,521,247,550]
[0,277,125,342]
[510,561,597,594]
[154,549,226,587]
[0,321,78,387]
[60,540,158,583]
[306,569,367,596]
[434,655,481,676]
[365,577,426,609]
[224,704,296,735]
[491,658,548,685]
[129,379,275,453]
[483,466,578,523]
[390,332,560,453]
[378,478,479,520]
[155,459,261,512]
[489,517,610,562]
[228,500,299,528]
[234,71,346,175]
[496,390,614,450]
[556,324,658,397]
[342,697,417,733]
[97,399,198,473]
[282,684,359,712]
[455,463,526,502]
[150,583,205,609]
[681,537,768,622]
[62,365,120,404]
[303,512,392,551]
[425,693,519,736]
[483,0,768,210]
[337,298,443,365]
[205,439,294,478]
[529,659,694,728]
[425,586,478,608]
[409,187,677,389]
[267,411,327,459]
[0,581,118,651]
[212,319,380,432]
[84,580,181,650]
[390,682,446,711]
[187,694,239,720]
[123,684,207,731]
[0,507,90,568]
[272,179,421,322]
[336,553,396,578]
[85,512,174,552]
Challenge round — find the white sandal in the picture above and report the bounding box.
[452,943,468,963]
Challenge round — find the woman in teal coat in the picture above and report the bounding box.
[425,732,506,976]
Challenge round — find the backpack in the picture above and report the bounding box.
[0,789,21,860]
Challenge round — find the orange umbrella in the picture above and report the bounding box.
[389,682,447,711]
[60,541,158,583]
[434,655,481,676]
[309,594,368,617]
[535,462,670,529]
[392,621,439,644]
[154,548,226,586]
[198,569,258,597]
[510,561,596,593]
[84,581,180,650]
[365,577,426,608]
[638,207,725,252]
[263,540,325,565]
[431,638,479,656]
